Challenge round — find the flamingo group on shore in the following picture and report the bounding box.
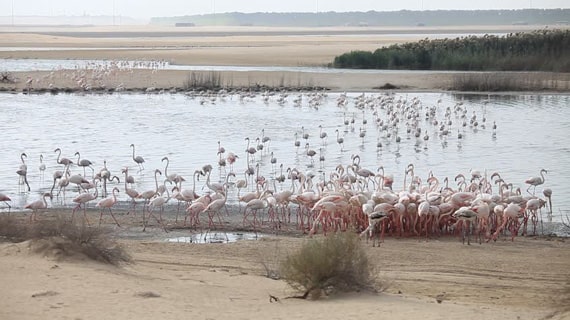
[0,91,559,245]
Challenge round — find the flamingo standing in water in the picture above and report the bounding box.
[226,152,238,173]
[335,129,344,151]
[130,144,145,171]
[54,148,74,167]
[16,153,31,192]
[96,187,121,227]
[75,151,94,177]
[525,169,547,195]
[39,154,46,182]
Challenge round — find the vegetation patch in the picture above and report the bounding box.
[0,215,131,266]
[374,82,400,90]
[0,71,15,83]
[449,72,569,92]
[279,231,378,299]
[332,29,570,73]
[183,71,224,89]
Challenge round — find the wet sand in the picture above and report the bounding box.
[0,207,569,320]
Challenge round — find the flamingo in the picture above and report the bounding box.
[75,151,94,177]
[305,143,317,164]
[16,153,30,192]
[54,148,74,167]
[543,188,552,215]
[493,203,524,241]
[318,125,327,145]
[162,156,182,183]
[95,187,121,227]
[201,191,228,232]
[226,152,238,173]
[185,201,207,227]
[453,206,478,245]
[72,182,99,224]
[122,168,140,215]
[146,187,170,231]
[243,190,271,233]
[293,132,301,151]
[261,128,271,148]
[138,169,162,215]
[123,167,135,185]
[335,129,344,151]
[245,137,257,162]
[130,143,145,171]
[38,154,46,182]
[360,204,390,247]
[525,169,547,195]
[25,192,52,223]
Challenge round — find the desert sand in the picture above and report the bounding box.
[0,207,569,320]
[0,25,569,320]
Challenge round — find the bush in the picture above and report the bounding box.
[182,71,223,89]
[0,215,131,266]
[280,231,376,299]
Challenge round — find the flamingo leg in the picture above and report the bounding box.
[108,208,121,227]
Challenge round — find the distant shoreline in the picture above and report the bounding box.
[0,25,568,92]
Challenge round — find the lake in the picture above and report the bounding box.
[0,91,568,223]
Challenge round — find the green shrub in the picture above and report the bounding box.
[280,231,376,299]
[332,29,570,72]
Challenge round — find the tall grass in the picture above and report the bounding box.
[183,71,224,89]
[449,72,570,91]
[333,29,570,72]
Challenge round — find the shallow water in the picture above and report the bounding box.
[0,91,568,223]
[0,58,499,74]
[166,232,261,244]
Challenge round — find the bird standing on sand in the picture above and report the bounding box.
[25,192,52,223]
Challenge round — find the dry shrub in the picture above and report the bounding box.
[257,238,283,280]
[280,231,376,299]
[0,215,29,242]
[0,215,131,266]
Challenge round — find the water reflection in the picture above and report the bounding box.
[166,232,261,244]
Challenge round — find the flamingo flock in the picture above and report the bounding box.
[0,91,560,244]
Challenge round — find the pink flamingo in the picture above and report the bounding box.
[525,169,547,195]
[95,187,121,227]
[25,192,52,223]
[72,183,98,224]
[226,152,238,173]
[54,148,74,167]
[493,203,524,241]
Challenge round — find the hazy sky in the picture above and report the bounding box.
[2,0,568,18]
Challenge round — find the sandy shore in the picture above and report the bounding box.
[1,25,568,92]
[0,25,569,320]
[0,207,569,320]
